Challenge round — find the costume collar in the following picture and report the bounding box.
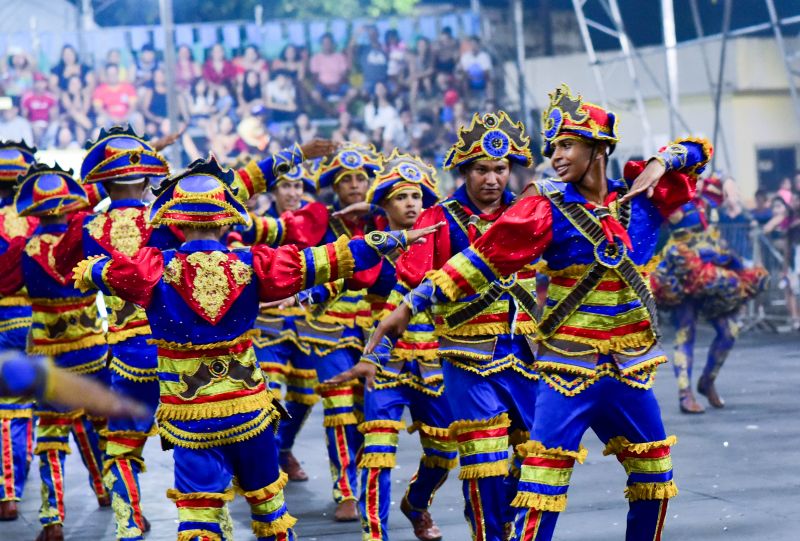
[562,177,626,205]
[107,198,146,211]
[36,223,67,234]
[450,184,515,216]
[179,239,227,253]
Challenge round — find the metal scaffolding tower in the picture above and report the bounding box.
[570,0,800,170]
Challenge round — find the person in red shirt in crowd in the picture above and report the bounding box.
[202,43,237,89]
[309,33,351,114]
[20,73,57,144]
[92,64,137,125]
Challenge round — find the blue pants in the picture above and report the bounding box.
[105,336,160,541]
[36,344,110,526]
[256,341,318,453]
[442,359,537,541]
[513,366,676,541]
[0,323,34,504]
[313,347,364,503]
[359,382,457,540]
[671,302,737,392]
[170,427,295,541]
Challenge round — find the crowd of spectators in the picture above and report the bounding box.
[0,25,498,174]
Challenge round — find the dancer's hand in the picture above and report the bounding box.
[405,222,445,246]
[365,304,412,354]
[46,367,151,418]
[261,296,297,309]
[324,361,378,390]
[331,202,372,221]
[300,139,339,160]
[152,124,187,151]
[620,159,667,204]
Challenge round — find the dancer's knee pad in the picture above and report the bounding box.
[512,440,587,511]
[603,436,678,501]
[167,487,235,541]
[359,420,403,468]
[236,472,297,539]
[285,367,319,405]
[451,413,512,480]
[409,422,458,470]
[317,381,359,427]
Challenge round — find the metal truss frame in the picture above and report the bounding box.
[571,0,800,170]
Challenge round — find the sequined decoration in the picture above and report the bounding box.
[86,214,107,242]
[0,206,29,238]
[163,257,182,285]
[185,252,231,321]
[108,208,143,257]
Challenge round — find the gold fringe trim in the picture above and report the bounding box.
[546,331,656,356]
[458,461,509,480]
[72,257,100,293]
[450,412,511,437]
[625,481,679,502]
[603,435,677,456]
[407,421,451,438]
[391,348,439,361]
[28,334,107,356]
[167,487,235,503]
[0,408,33,419]
[359,453,397,469]
[287,367,317,379]
[426,268,463,302]
[284,392,319,406]
[537,260,659,279]
[235,471,288,499]
[148,330,259,350]
[359,419,405,433]
[333,235,356,279]
[422,455,458,470]
[107,325,152,345]
[510,492,567,511]
[323,412,359,427]
[160,408,279,444]
[0,295,31,306]
[156,392,270,421]
[35,442,72,454]
[516,440,588,464]
[101,425,158,440]
[251,513,298,538]
[35,409,83,419]
[177,530,221,541]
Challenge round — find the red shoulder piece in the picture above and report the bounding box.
[396,205,450,288]
[281,201,329,248]
[0,237,26,295]
[624,160,696,218]
[25,233,72,285]
[102,247,165,307]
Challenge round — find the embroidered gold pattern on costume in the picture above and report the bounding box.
[0,206,29,238]
[163,257,182,284]
[186,251,230,320]
[109,208,144,257]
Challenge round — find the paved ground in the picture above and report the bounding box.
[3,326,799,540]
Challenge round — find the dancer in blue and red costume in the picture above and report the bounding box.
[298,143,383,521]
[243,161,327,482]
[327,151,457,541]
[43,126,177,541]
[357,112,537,541]
[371,84,714,541]
[0,163,111,541]
[651,175,768,413]
[0,140,38,522]
[72,156,440,541]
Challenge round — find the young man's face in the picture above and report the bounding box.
[550,137,600,184]
[464,159,510,207]
[334,172,370,206]
[273,180,305,214]
[381,189,423,229]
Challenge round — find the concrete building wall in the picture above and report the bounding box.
[506,36,800,200]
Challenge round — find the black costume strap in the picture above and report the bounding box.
[537,184,659,339]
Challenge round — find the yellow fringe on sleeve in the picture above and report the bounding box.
[333,235,355,280]
[425,268,463,302]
